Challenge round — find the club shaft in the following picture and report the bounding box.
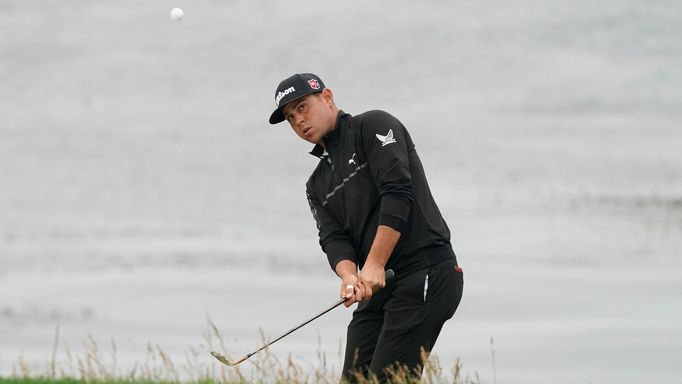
[216,269,395,365]
[245,297,348,358]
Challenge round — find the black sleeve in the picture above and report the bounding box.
[359,111,415,232]
[306,187,357,272]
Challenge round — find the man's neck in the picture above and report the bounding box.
[317,109,343,148]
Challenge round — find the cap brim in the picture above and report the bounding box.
[269,108,285,124]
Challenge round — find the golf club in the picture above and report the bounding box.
[211,269,395,366]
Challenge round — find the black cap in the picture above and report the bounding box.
[269,73,325,124]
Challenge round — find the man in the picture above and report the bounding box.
[269,73,463,382]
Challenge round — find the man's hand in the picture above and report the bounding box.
[339,274,360,307]
[336,260,362,307]
[335,261,378,307]
[334,224,400,307]
[355,224,400,301]
[357,261,386,301]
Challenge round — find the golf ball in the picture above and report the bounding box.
[170,8,183,21]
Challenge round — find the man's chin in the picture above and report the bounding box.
[305,134,321,145]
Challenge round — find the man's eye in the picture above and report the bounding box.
[298,104,305,112]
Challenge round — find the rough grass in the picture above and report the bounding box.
[3,322,480,384]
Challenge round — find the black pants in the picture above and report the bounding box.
[341,255,464,383]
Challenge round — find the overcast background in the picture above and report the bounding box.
[1,1,681,383]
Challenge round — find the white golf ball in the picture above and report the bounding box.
[170,8,184,21]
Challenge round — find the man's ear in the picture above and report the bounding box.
[321,88,334,106]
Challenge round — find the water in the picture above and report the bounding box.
[1,1,681,383]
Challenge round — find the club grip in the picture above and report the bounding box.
[385,269,395,281]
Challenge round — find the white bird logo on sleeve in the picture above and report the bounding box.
[375,129,397,147]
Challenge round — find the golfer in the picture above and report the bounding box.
[269,73,463,382]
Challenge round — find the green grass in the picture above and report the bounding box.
[0,380,177,384]
[0,380,212,384]
[0,379,82,384]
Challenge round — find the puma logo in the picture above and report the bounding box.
[348,153,357,166]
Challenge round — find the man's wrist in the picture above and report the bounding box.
[335,259,357,279]
[363,257,386,269]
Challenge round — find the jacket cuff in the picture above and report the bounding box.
[323,240,356,271]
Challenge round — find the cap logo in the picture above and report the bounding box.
[307,79,320,90]
[275,86,295,107]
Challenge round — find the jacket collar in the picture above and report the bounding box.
[309,110,349,159]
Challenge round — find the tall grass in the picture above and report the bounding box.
[6,321,479,384]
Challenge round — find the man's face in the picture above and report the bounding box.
[282,89,337,145]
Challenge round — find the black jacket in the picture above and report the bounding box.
[306,110,452,272]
